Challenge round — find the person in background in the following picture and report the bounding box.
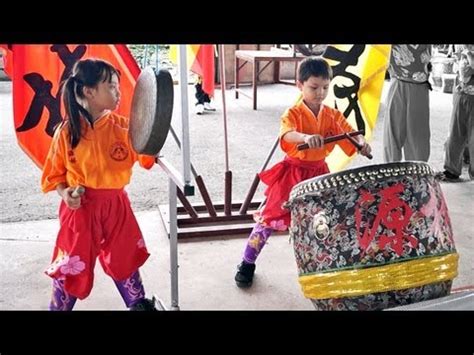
[439,44,474,181]
[383,44,433,163]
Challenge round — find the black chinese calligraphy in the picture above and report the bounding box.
[324,45,366,131]
[15,44,87,137]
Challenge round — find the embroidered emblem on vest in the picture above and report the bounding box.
[110,142,129,161]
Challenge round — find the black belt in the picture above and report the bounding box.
[395,77,433,91]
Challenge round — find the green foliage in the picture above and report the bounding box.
[127,44,171,69]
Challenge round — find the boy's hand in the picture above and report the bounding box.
[304,134,324,149]
[356,137,372,157]
[359,142,372,157]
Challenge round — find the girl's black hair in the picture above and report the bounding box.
[297,56,333,83]
[60,58,120,149]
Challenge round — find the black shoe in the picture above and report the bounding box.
[235,262,256,288]
[437,170,460,182]
[129,297,158,311]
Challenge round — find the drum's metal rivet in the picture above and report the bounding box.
[347,179,353,184]
[339,181,344,186]
[377,174,383,179]
[353,178,358,183]
[370,176,376,181]
[343,175,349,180]
[380,168,386,173]
[384,173,390,177]
[332,182,338,187]
[358,172,365,177]
[393,172,398,176]
[330,177,336,182]
[350,173,356,178]
[336,176,342,181]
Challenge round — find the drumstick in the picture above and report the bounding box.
[71,185,85,198]
[297,129,365,151]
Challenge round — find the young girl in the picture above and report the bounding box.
[234,57,372,288]
[41,58,157,310]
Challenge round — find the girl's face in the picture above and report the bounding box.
[87,73,121,112]
[297,75,330,107]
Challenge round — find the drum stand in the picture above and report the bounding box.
[157,136,279,240]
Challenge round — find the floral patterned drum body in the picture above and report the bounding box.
[287,162,458,310]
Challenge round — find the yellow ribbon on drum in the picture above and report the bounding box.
[299,253,459,299]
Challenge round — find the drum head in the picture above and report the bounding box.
[130,67,174,155]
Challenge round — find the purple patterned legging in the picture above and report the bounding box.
[242,223,274,264]
[49,270,146,310]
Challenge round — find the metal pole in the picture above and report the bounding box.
[218,44,233,216]
[169,126,198,177]
[169,177,180,310]
[219,44,229,172]
[155,44,159,69]
[179,45,192,187]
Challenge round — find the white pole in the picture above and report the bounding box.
[178,45,192,186]
[169,177,180,310]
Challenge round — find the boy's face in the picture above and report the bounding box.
[297,76,331,106]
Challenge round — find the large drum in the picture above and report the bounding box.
[286,162,458,310]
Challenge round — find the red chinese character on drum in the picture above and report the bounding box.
[355,183,418,256]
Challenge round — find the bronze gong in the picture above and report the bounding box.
[130,66,174,155]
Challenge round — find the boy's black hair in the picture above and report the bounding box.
[297,56,333,83]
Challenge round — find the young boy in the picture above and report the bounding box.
[234,56,372,288]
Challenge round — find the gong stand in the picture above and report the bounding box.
[158,45,261,240]
[130,46,195,311]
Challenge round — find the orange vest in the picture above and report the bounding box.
[279,100,357,161]
[41,112,155,192]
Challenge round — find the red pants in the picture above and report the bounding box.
[45,188,150,299]
[255,156,329,230]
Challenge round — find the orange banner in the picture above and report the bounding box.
[169,44,215,96]
[0,44,140,169]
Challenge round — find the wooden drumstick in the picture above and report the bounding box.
[71,185,85,198]
[297,129,365,151]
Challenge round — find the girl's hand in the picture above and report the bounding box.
[303,134,324,149]
[61,186,82,210]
